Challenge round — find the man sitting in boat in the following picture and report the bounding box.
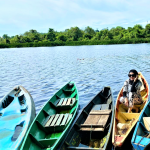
[120,69,143,113]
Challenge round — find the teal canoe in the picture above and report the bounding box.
[131,100,150,150]
[57,86,114,150]
[0,85,36,149]
[20,81,79,150]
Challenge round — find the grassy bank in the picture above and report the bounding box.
[1,38,150,49]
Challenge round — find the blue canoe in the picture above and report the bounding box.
[131,100,150,150]
[0,86,36,149]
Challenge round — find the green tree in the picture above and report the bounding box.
[92,32,103,40]
[127,27,133,33]
[145,24,150,37]
[10,35,20,43]
[132,24,144,38]
[46,28,56,41]
[29,29,38,34]
[84,26,95,36]
[95,29,99,32]
[57,35,67,41]
[67,27,83,41]
[99,29,113,40]
[83,33,93,40]
[110,26,125,37]
[2,34,10,39]
[133,24,143,30]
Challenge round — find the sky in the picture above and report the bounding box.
[0,0,150,36]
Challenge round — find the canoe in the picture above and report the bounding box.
[57,86,114,150]
[0,85,36,149]
[112,72,149,148]
[131,100,150,150]
[20,81,79,150]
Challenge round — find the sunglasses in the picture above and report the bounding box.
[128,74,136,77]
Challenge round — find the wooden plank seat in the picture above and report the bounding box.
[80,127,104,132]
[56,98,76,106]
[89,110,112,115]
[62,88,75,94]
[91,104,109,111]
[80,109,111,132]
[52,98,76,110]
[44,114,72,132]
[67,146,103,150]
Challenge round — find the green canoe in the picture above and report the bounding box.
[20,81,79,150]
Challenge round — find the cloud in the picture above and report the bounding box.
[0,0,150,35]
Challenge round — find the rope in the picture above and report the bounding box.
[15,88,21,97]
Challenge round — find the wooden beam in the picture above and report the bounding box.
[57,98,64,106]
[45,115,55,127]
[55,114,64,126]
[50,114,60,126]
[61,114,69,125]
[66,98,71,105]
[80,127,104,131]
[90,110,111,115]
[62,98,67,106]
[81,124,103,128]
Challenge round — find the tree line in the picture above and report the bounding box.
[1,24,150,48]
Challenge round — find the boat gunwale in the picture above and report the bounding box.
[112,72,149,147]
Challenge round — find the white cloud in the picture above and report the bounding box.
[0,0,150,35]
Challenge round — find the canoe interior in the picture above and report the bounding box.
[21,82,79,150]
[112,72,149,147]
[0,86,35,149]
[132,101,150,150]
[59,87,114,150]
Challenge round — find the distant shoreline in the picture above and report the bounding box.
[1,38,150,49]
[1,25,150,48]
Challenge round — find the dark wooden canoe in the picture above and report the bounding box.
[58,86,114,150]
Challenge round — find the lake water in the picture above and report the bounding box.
[1,43,150,149]
[0,44,150,114]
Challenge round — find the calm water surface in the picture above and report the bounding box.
[1,44,150,150]
[0,44,150,114]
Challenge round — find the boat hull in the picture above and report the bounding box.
[0,85,36,149]
[21,81,79,150]
[131,100,150,150]
[112,72,149,148]
[57,86,114,150]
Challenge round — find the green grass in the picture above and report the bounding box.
[1,38,150,49]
